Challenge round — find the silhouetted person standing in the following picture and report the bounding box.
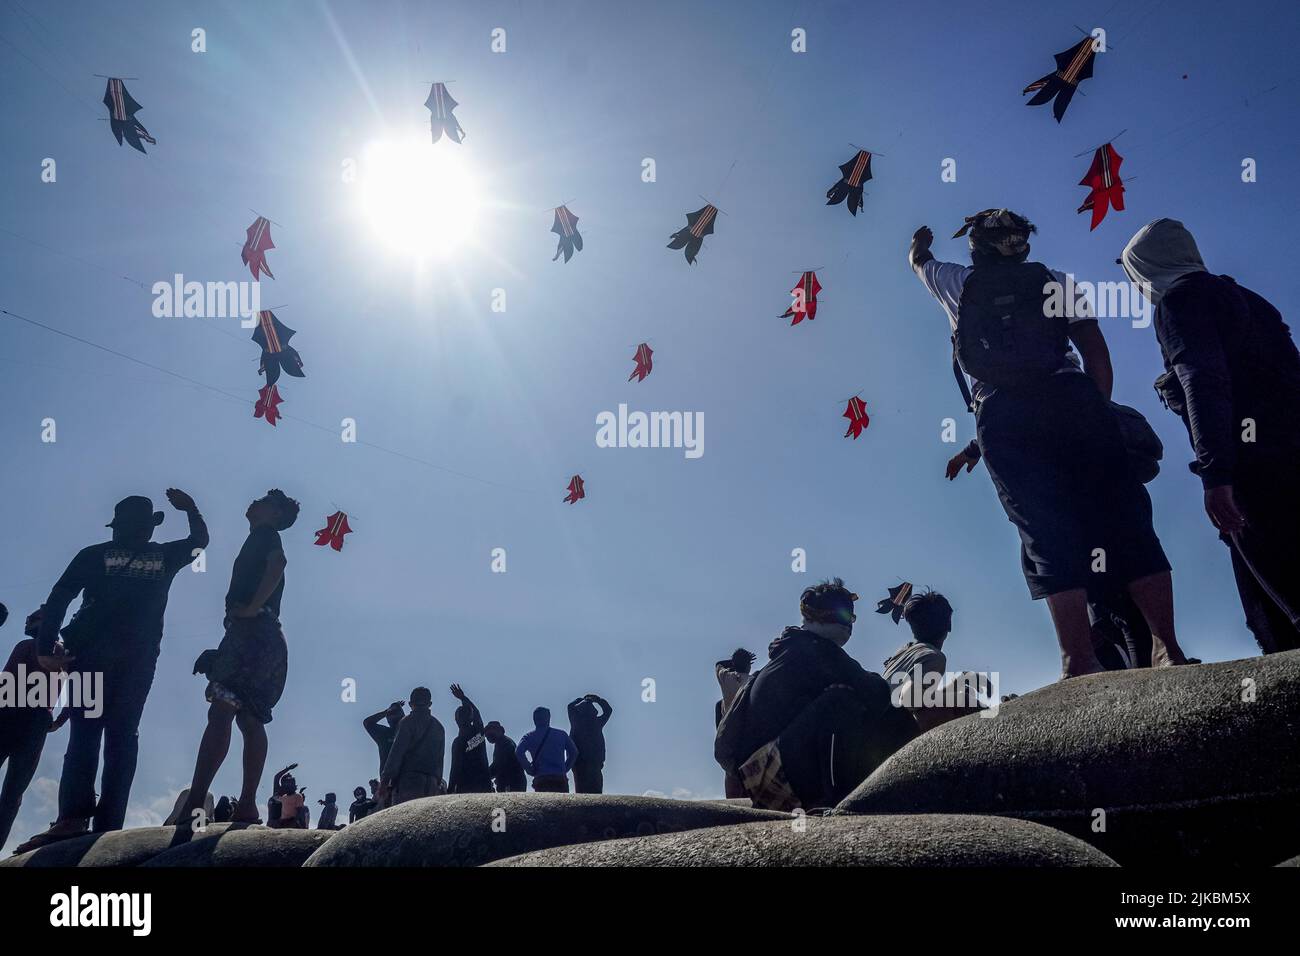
[1,608,69,848]
[362,700,405,788]
[911,213,1189,677]
[180,489,299,826]
[18,490,208,851]
[317,792,339,829]
[1124,218,1300,653]
[381,686,445,804]
[516,707,578,793]
[567,694,613,794]
[447,684,493,794]
[484,721,526,793]
[348,785,375,822]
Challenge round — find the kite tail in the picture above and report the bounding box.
[281,347,305,378]
[825,181,850,206]
[554,236,578,263]
[572,231,583,253]
[1023,73,1057,103]
[667,229,703,262]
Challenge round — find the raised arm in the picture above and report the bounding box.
[591,695,613,725]
[162,488,209,570]
[909,226,935,273]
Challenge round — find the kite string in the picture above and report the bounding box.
[0,307,539,495]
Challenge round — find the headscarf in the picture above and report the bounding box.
[1120,218,1206,304]
[953,208,1035,260]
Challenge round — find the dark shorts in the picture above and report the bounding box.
[977,373,1171,599]
[198,613,287,724]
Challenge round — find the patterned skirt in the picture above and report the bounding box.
[195,613,288,724]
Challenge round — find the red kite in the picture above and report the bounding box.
[314,511,353,551]
[842,396,870,439]
[254,383,283,426]
[781,271,822,325]
[826,150,872,216]
[563,475,585,504]
[629,343,653,382]
[241,216,275,280]
[1077,143,1125,230]
[667,204,717,264]
[551,205,583,262]
[1024,37,1098,122]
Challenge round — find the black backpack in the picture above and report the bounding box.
[954,261,1067,389]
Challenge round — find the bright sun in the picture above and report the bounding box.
[359,138,482,260]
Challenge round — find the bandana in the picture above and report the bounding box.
[953,208,1035,258]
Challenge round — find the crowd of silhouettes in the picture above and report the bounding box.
[2,211,1297,842]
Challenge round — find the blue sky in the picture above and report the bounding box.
[1,0,1297,848]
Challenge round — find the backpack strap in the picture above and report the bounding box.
[951,334,975,413]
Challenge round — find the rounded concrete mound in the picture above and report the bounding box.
[1,822,256,868]
[302,793,787,867]
[141,827,333,867]
[836,650,1300,866]
[489,813,1118,867]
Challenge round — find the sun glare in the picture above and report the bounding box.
[359,138,482,260]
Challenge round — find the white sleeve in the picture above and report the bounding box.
[918,259,969,327]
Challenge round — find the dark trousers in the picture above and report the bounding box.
[532,773,569,793]
[57,653,157,831]
[0,708,52,847]
[572,761,604,794]
[775,686,917,810]
[1226,467,1300,653]
[978,374,1170,599]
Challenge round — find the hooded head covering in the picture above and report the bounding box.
[1121,218,1206,304]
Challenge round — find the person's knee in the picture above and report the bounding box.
[207,700,238,727]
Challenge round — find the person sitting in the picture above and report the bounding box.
[347,785,375,823]
[714,579,919,812]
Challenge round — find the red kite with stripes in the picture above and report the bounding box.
[563,475,586,504]
[551,205,583,262]
[842,396,870,439]
[251,311,304,386]
[826,150,872,216]
[1077,143,1125,230]
[314,511,353,551]
[241,216,276,281]
[1024,37,1098,122]
[102,78,155,153]
[667,204,717,264]
[425,82,464,143]
[628,343,653,382]
[254,383,283,426]
[781,271,822,325]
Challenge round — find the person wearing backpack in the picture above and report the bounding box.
[380,686,445,804]
[910,210,1190,678]
[1122,218,1300,654]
